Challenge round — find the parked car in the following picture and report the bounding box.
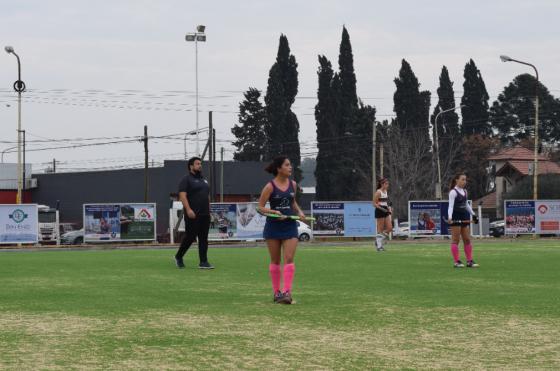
[489,220,505,237]
[61,229,84,245]
[297,221,312,242]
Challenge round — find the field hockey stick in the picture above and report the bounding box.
[257,210,316,221]
[446,219,478,225]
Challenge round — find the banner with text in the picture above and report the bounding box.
[311,202,375,237]
[0,204,39,244]
[84,203,156,242]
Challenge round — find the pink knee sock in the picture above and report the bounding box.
[283,263,295,294]
[269,264,281,294]
[464,243,473,261]
[451,243,460,262]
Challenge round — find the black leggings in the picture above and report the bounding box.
[175,215,211,263]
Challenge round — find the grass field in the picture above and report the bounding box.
[1,240,559,370]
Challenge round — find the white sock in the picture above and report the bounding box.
[376,235,384,247]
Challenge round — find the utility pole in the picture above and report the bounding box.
[21,130,26,198]
[379,143,384,179]
[372,121,376,196]
[143,125,148,202]
[208,112,213,202]
[220,147,224,202]
[212,127,216,202]
[53,158,56,173]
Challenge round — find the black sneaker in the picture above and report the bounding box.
[466,260,479,268]
[175,257,185,269]
[454,260,465,268]
[273,291,284,304]
[198,261,215,270]
[280,291,293,304]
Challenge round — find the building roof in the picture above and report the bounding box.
[473,191,497,209]
[488,146,548,161]
[495,160,560,177]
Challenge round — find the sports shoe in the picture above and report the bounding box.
[273,291,284,304]
[280,291,293,304]
[198,261,215,269]
[377,246,385,252]
[454,260,465,268]
[466,260,479,268]
[175,257,185,269]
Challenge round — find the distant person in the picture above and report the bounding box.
[258,156,306,304]
[373,178,392,251]
[448,172,479,268]
[174,157,213,269]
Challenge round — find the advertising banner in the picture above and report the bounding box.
[312,202,345,236]
[409,201,446,236]
[311,202,376,237]
[209,203,237,240]
[535,200,560,234]
[0,204,39,244]
[504,200,536,234]
[84,203,156,242]
[236,202,267,239]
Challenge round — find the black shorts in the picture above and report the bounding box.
[375,208,390,219]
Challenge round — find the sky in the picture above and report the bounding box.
[1,0,559,173]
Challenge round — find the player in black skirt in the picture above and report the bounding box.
[373,177,392,251]
[258,156,306,304]
[447,172,479,268]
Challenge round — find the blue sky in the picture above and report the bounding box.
[1,0,559,172]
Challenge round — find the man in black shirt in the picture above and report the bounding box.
[174,157,214,269]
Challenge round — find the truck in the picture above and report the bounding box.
[38,205,60,245]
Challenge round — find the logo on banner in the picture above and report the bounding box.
[538,204,548,214]
[9,209,28,224]
[135,208,153,221]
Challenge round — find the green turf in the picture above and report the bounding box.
[1,240,559,369]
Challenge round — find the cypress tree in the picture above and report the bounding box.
[461,59,491,136]
[231,88,267,161]
[315,55,337,200]
[264,34,302,180]
[430,66,461,180]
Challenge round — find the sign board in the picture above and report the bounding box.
[83,203,156,242]
[0,204,39,244]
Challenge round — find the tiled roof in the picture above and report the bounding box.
[473,191,497,208]
[488,146,548,161]
[496,160,560,176]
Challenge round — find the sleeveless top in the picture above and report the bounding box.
[269,180,296,218]
[452,188,468,214]
[378,190,389,207]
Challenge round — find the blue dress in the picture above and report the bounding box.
[263,180,298,240]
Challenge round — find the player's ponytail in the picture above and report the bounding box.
[265,156,289,176]
[376,177,388,190]
[449,172,466,190]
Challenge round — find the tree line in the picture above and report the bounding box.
[231,27,560,217]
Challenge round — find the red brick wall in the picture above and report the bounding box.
[0,190,33,204]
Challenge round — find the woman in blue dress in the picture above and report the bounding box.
[258,156,306,304]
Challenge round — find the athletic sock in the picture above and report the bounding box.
[283,263,295,293]
[451,243,460,262]
[464,243,473,261]
[376,234,384,247]
[269,264,281,294]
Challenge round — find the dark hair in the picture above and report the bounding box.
[265,156,289,176]
[449,172,466,190]
[187,156,202,170]
[376,177,388,190]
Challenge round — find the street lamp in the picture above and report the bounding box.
[185,25,207,156]
[500,55,540,201]
[434,105,465,199]
[5,45,26,204]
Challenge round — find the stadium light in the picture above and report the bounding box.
[5,45,25,204]
[499,55,540,201]
[185,25,207,156]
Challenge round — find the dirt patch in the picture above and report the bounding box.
[0,308,559,370]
